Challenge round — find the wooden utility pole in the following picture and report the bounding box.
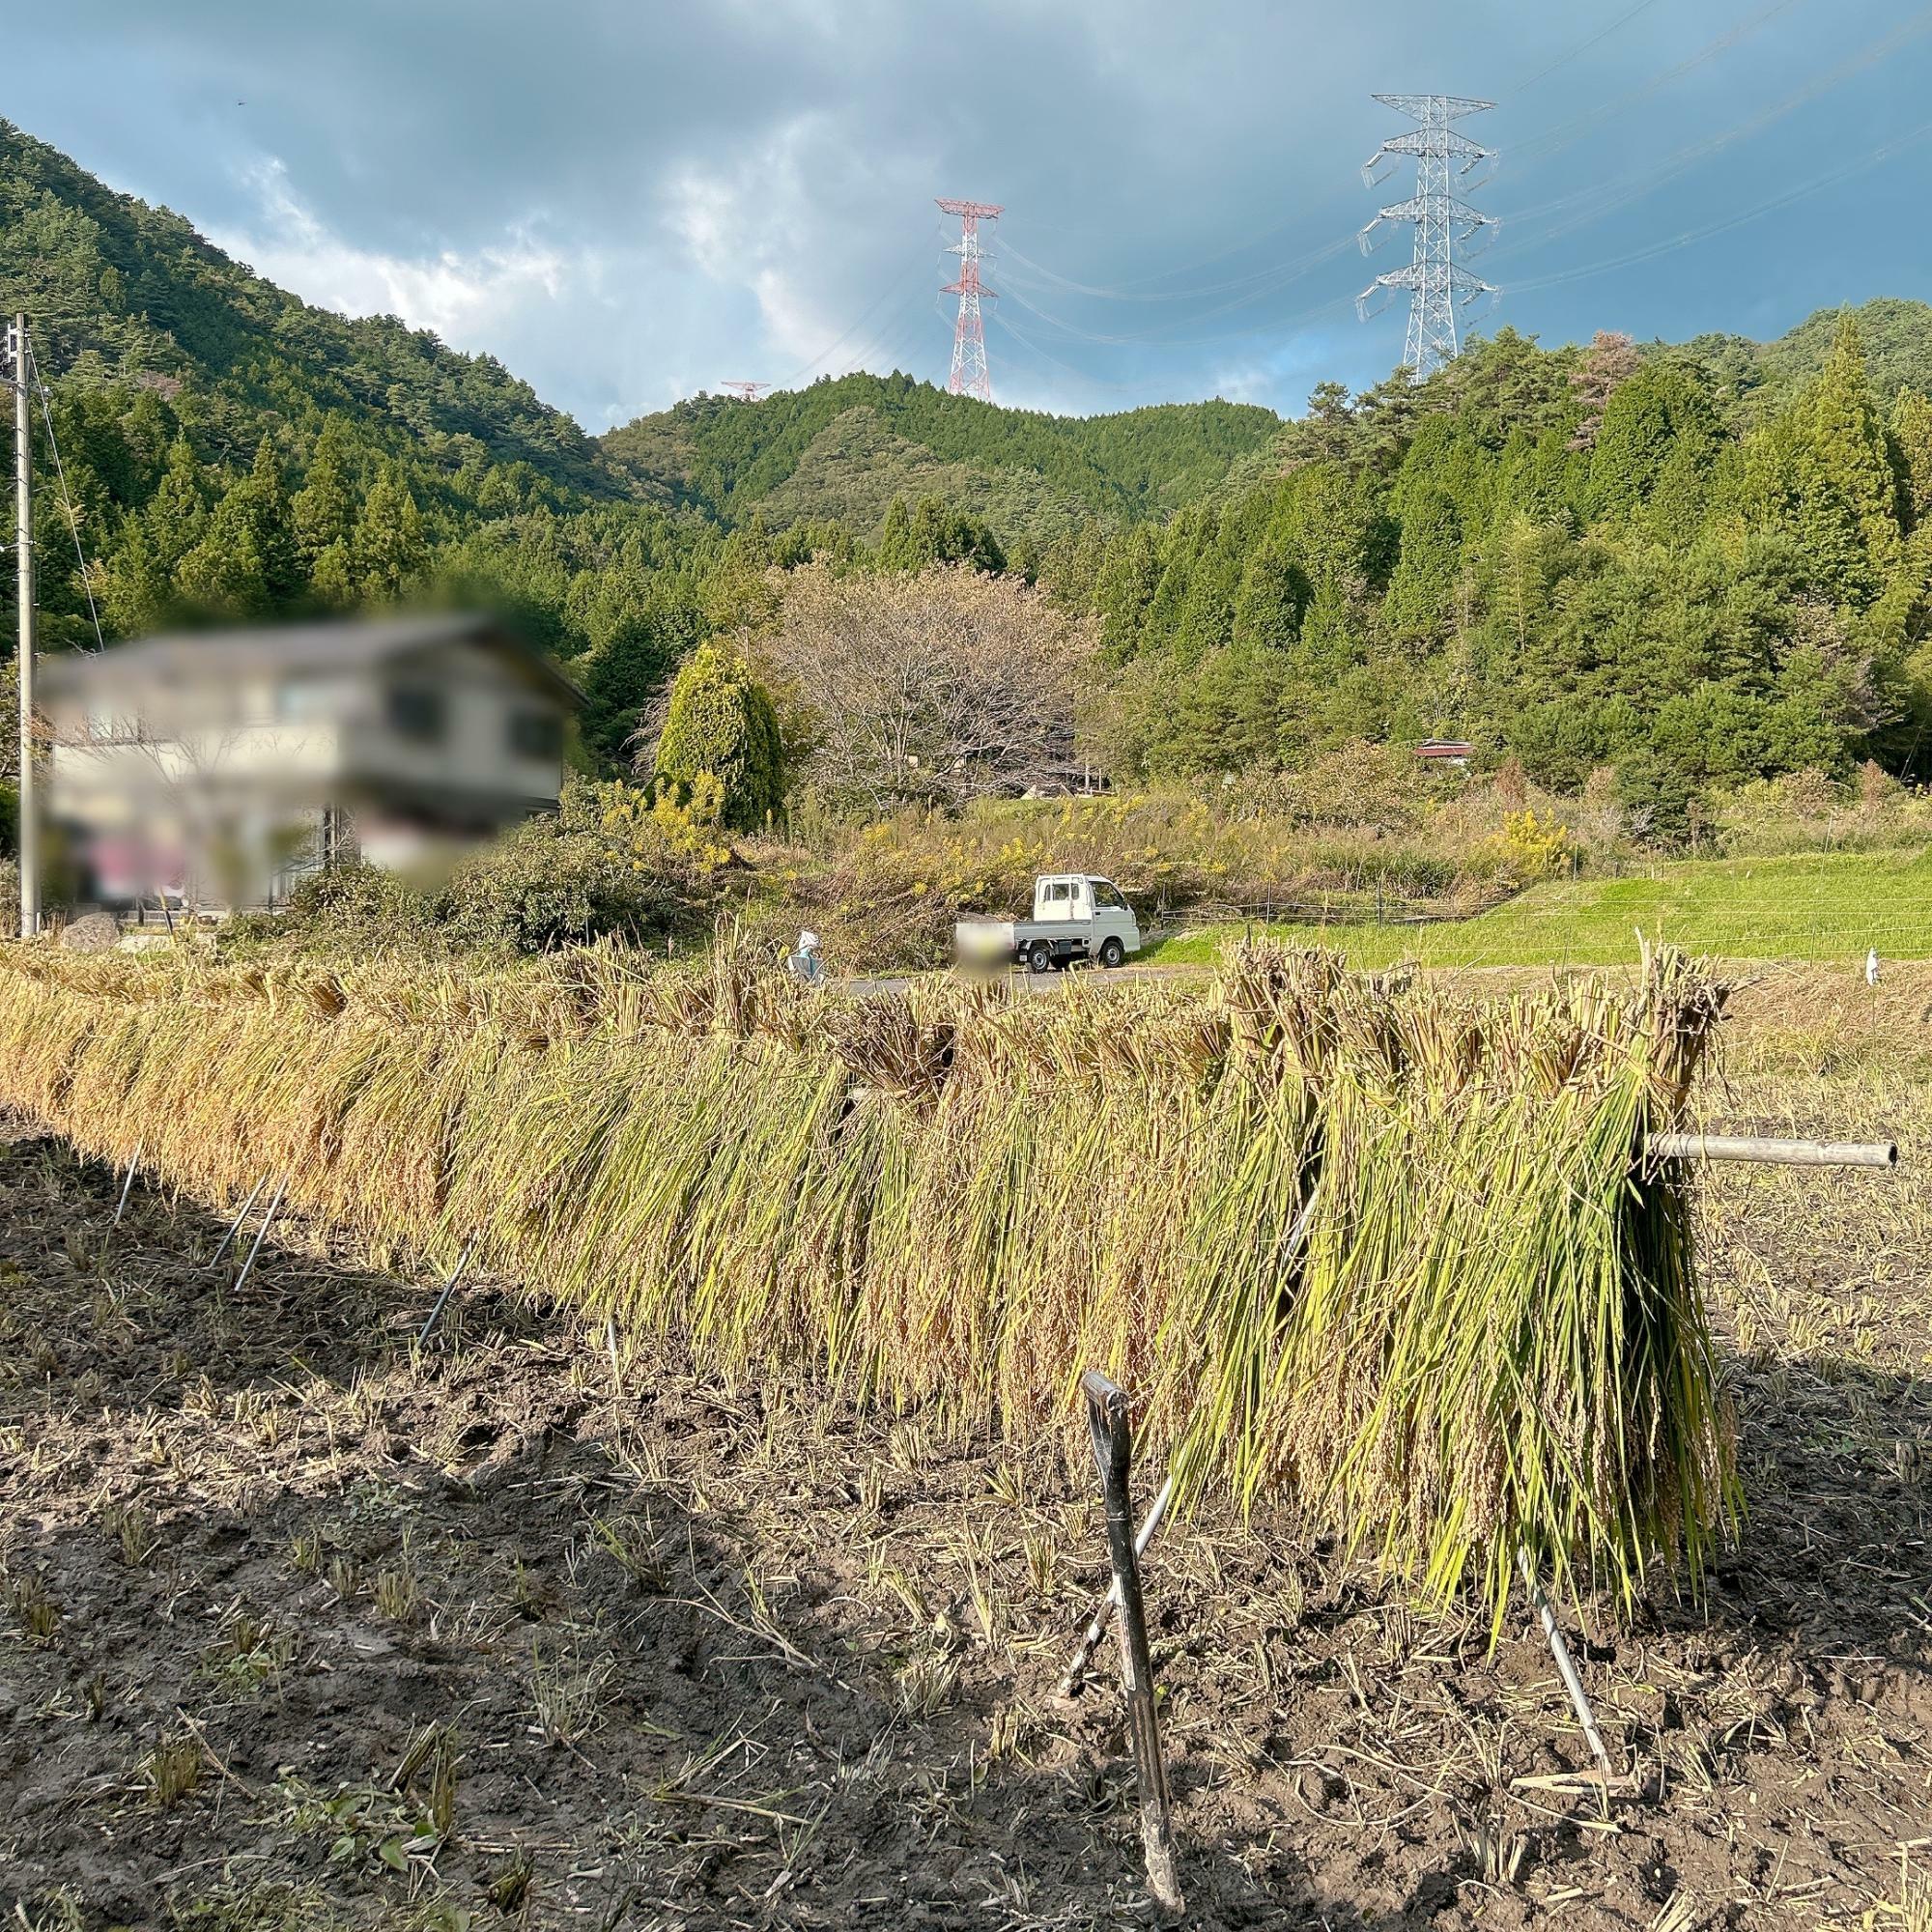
[12,313,37,939]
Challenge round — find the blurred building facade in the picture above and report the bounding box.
[42,612,582,911]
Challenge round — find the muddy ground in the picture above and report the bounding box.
[1,989,1928,1930]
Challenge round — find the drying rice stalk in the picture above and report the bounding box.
[0,936,1736,1629]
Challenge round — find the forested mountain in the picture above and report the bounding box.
[1043,313,1932,825]
[0,121,618,495]
[600,376,1279,542]
[5,116,1932,838]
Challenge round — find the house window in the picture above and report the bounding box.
[507,708,562,760]
[386,685,446,743]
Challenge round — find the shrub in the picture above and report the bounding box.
[439,820,683,953]
[1484,808,1575,884]
[651,640,784,832]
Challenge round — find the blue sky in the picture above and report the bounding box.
[14,0,1932,428]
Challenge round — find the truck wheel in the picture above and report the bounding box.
[1027,940,1054,975]
[1099,937,1125,969]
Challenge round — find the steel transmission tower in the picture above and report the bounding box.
[719,381,770,402]
[936,198,1002,402]
[1356,95,1498,382]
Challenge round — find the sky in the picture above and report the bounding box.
[14,0,1932,430]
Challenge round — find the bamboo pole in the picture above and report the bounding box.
[1646,1133,1896,1169]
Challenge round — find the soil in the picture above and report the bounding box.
[0,1117,1927,1931]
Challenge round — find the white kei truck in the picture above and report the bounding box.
[953,874,1144,974]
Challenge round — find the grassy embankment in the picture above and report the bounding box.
[1143,845,1932,969]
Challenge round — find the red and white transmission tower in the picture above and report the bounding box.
[719,381,770,402]
[935,198,1002,402]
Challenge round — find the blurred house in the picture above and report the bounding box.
[42,612,582,910]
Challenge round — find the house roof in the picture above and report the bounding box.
[40,611,585,709]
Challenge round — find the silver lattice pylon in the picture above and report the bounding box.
[1356,95,1499,383]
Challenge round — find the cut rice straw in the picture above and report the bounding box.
[0,935,1737,1633]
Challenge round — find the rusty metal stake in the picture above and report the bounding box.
[1058,1472,1174,1699]
[1518,1548,1613,1782]
[1059,1181,1321,1700]
[1081,1369,1183,1919]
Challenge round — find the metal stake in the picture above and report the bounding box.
[1058,1474,1173,1699]
[415,1237,477,1350]
[1518,1548,1613,1781]
[231,1169,290,1294]
[208,1174,269,1267]
[1081,1369,1183,1919]
[111,1139,144,1229]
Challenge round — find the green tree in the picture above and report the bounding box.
[352,468,427,601]
[173,491,270,618]
[1888,386,1932,532]
[1383,487,1461,642]
[582,583,701,769]
[651,639,784,831]
[1799,312,1902,604]
[142,435,209,573]
[237,440,300,600]
[874,494,1005,574]
[291,416,360,567]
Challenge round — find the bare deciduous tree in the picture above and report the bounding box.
[760,564,1097,810]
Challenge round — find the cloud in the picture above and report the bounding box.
[20,0,1929,430]
[211,158,577,348]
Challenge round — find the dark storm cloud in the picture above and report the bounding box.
[15,1,1932,425]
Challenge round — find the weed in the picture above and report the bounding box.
[7,1572,60,1645]
[895,1647,958,1719]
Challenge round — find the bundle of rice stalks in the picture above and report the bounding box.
[0,936,1735,1629]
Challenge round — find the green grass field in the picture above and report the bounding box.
[1142,846,1932,970]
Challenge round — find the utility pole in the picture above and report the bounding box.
[936,198,1002,403]
[1356,96,1498,382]
[11,314,36,939]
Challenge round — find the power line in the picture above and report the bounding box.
[1492,3,1932,261]
[25,337,104,653]
[1508,112,1932,292]
[1513,0,1667,95]
[1508,0,1813,168]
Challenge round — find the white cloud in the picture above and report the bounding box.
[211,157,579,349]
